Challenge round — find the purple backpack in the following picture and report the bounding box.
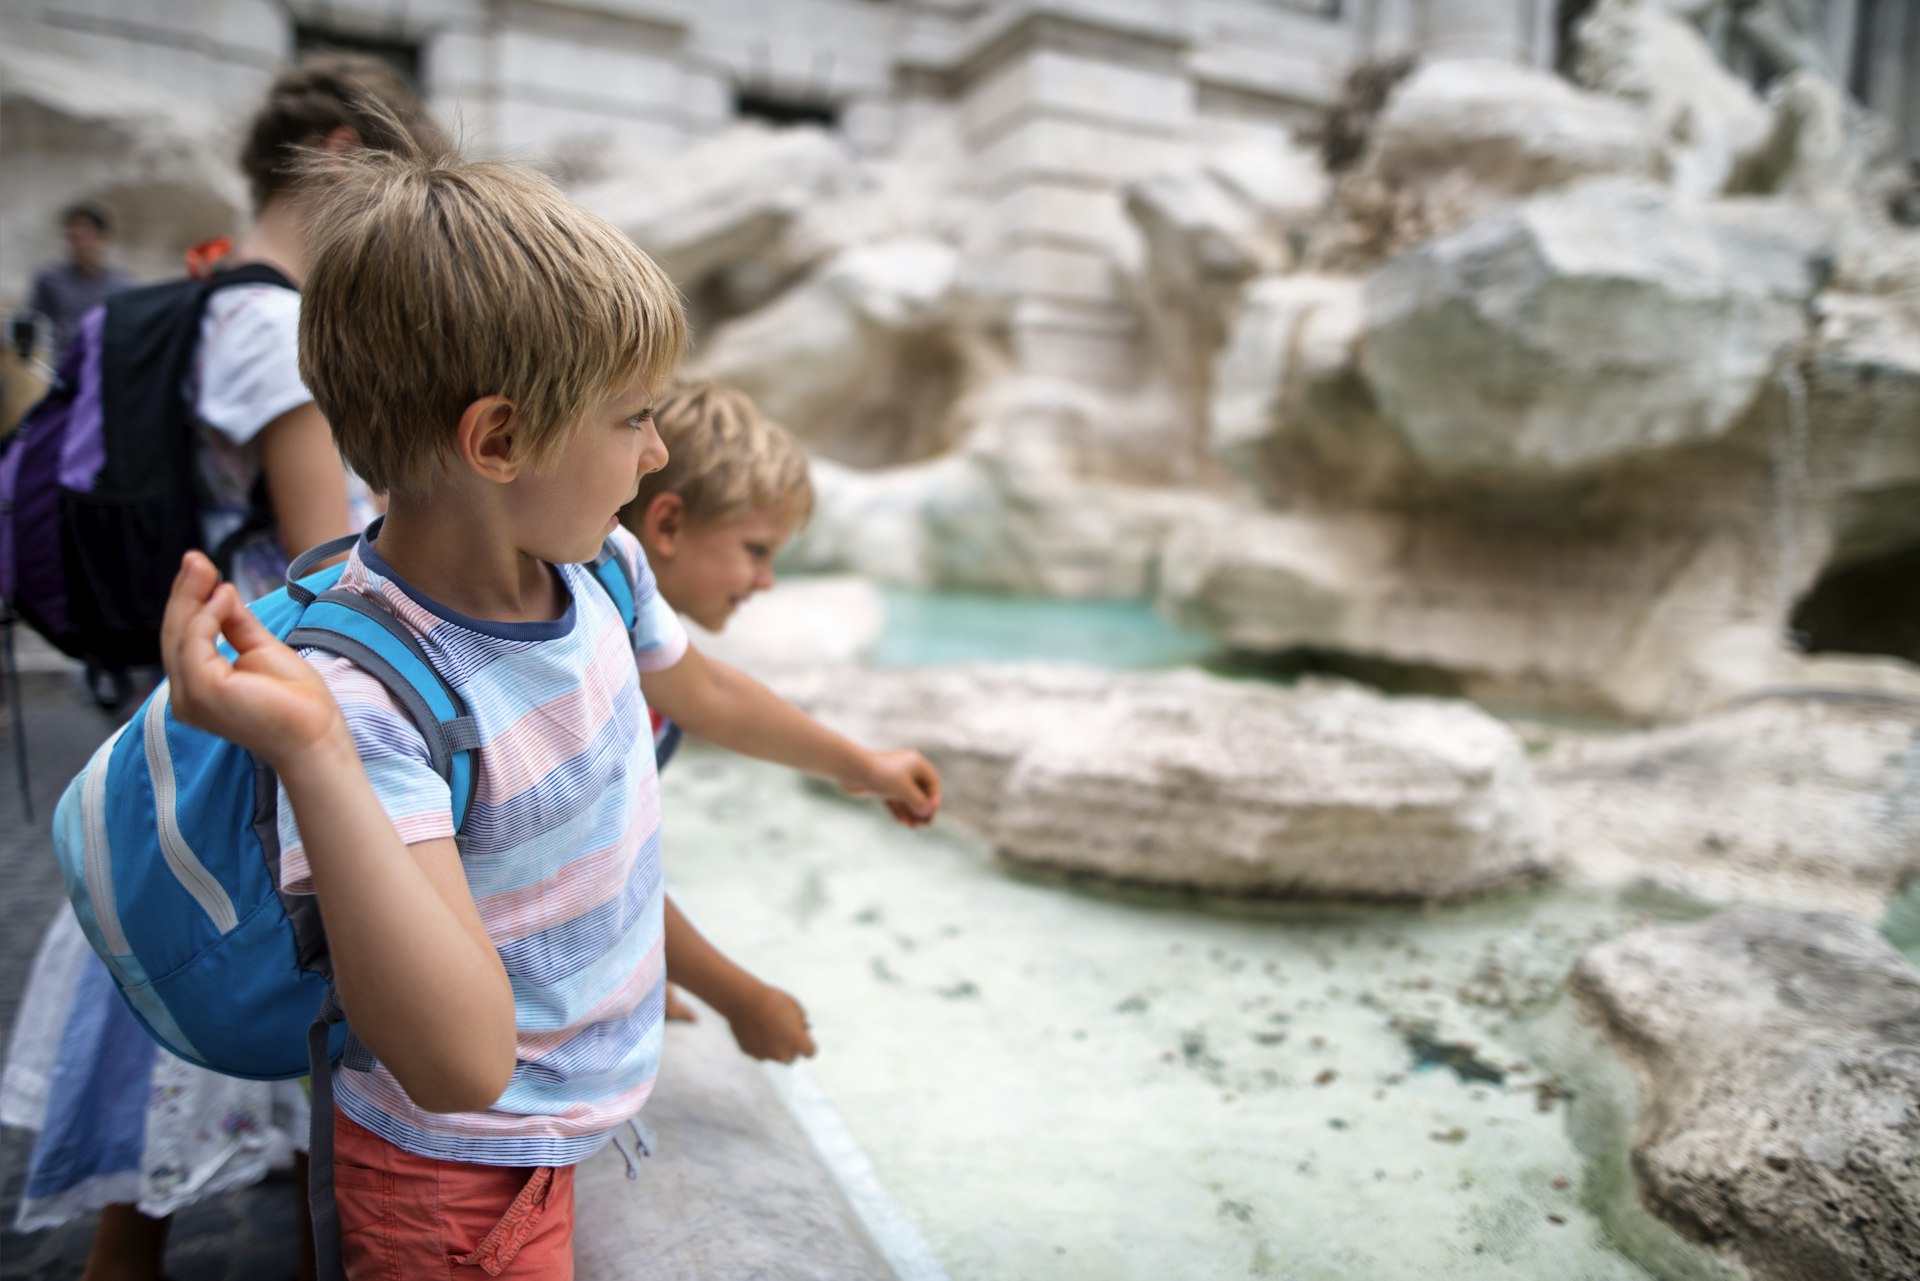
[0,263,291,691]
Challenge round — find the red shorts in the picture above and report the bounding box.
[332,1106,576,1280]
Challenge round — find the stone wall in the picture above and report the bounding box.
[0,0,1552,315]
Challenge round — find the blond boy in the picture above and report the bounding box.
[160,147,937,1277]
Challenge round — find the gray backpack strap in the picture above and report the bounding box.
[307,987,348,1281]
[283,530,365,606]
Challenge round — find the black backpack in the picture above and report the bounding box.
[0,263,291,699]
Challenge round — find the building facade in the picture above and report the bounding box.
[2,0,1913,384]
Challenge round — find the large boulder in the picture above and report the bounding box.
[1568,910,1920,1281]
[682,576,886,674]
[1540,695,1920,916]
[1362,181,1822,480]
[782,665,1550,900]
[0,39,246,302]
[694,237,972,468]
[1803,292,1920,563]
[1125,136,1329,298]
[1369,59,1658,211]
[1208,272,1401,500]
[574,124,857,299]
[1573,0,1774,198]
[783,448,1195,599]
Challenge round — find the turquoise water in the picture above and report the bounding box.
[871,588,1220,670]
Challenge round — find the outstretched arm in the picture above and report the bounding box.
[663,896,814,1063]
[162,553,516,1113]
[640,645,940,827]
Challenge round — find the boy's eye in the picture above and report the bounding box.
[746,543,771,559]
[627,409,654,428]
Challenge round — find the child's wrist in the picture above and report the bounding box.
[709,972,769,1023]
[271,717,358,791]
[836,746,881,794]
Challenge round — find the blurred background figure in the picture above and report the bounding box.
[27,204,133,358]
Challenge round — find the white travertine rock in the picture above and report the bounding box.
[783,664,1550,900]
[1805,292,1920,561]
[1125,136,1330,293]
[1369,59,1658,210]
[782,447,1197,599]
[1362,181,1820,479]
[682,576,886,674]
[1208,273,1400,499]
[1568,910,1920,1281]
[0,40,247,302]
[574,124,857,294]
[1541,696,1920,916]
[573,1006,891,1281]
[694,237,969,468]
[1573,0,1774,198]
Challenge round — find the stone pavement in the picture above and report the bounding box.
[0,655,307,1281]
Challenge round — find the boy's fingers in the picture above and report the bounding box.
[216,588,278,654]
[162,553,221,669]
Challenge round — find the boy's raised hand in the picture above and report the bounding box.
[844,749,942,829]
[161,551,344,766]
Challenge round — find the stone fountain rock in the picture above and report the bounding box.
[1541,694,1920,916]
[1368,59,1659,215]
[1572,0,1774,198]
[1361,179,1823,480]
[1569,909,1920,1281]
[780,664,1550,900]
[574,123,857,299]
[693,236,973,468]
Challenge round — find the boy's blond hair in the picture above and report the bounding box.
[625,381,814,530]
[298,145,686,498]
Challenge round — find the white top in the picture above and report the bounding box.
[189,282,376,601]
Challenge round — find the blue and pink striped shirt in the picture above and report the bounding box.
[276,527,688,1166]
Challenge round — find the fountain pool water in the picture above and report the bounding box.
[869,588,1222,670]
[662,755,1731,1281]
[659,587,1829,1279]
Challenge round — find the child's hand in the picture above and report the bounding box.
[161,552,345,767]
[721,982,816,1063]
[843,749,941,829]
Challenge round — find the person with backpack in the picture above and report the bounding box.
[133,139,938,1281]
[0,54,444,1281]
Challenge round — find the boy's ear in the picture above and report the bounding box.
[456,396,522,484]
[641,492,686,556]
[321,125,362,154]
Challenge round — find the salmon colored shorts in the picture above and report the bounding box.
[332,1107,576,1280]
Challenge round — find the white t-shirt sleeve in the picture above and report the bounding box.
[195,284,312,447]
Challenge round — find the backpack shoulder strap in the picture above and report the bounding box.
[588,535,641,637]
[276,531,481,834]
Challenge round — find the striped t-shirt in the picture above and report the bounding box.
[275,527,688,1166]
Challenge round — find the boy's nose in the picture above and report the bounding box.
[754,566,776,592]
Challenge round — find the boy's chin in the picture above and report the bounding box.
[692,602,738,632]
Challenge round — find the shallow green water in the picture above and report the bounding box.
[871,588,1220,670]
[665,752,1734,1281]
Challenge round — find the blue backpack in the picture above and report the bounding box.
[50,523,640,1278]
